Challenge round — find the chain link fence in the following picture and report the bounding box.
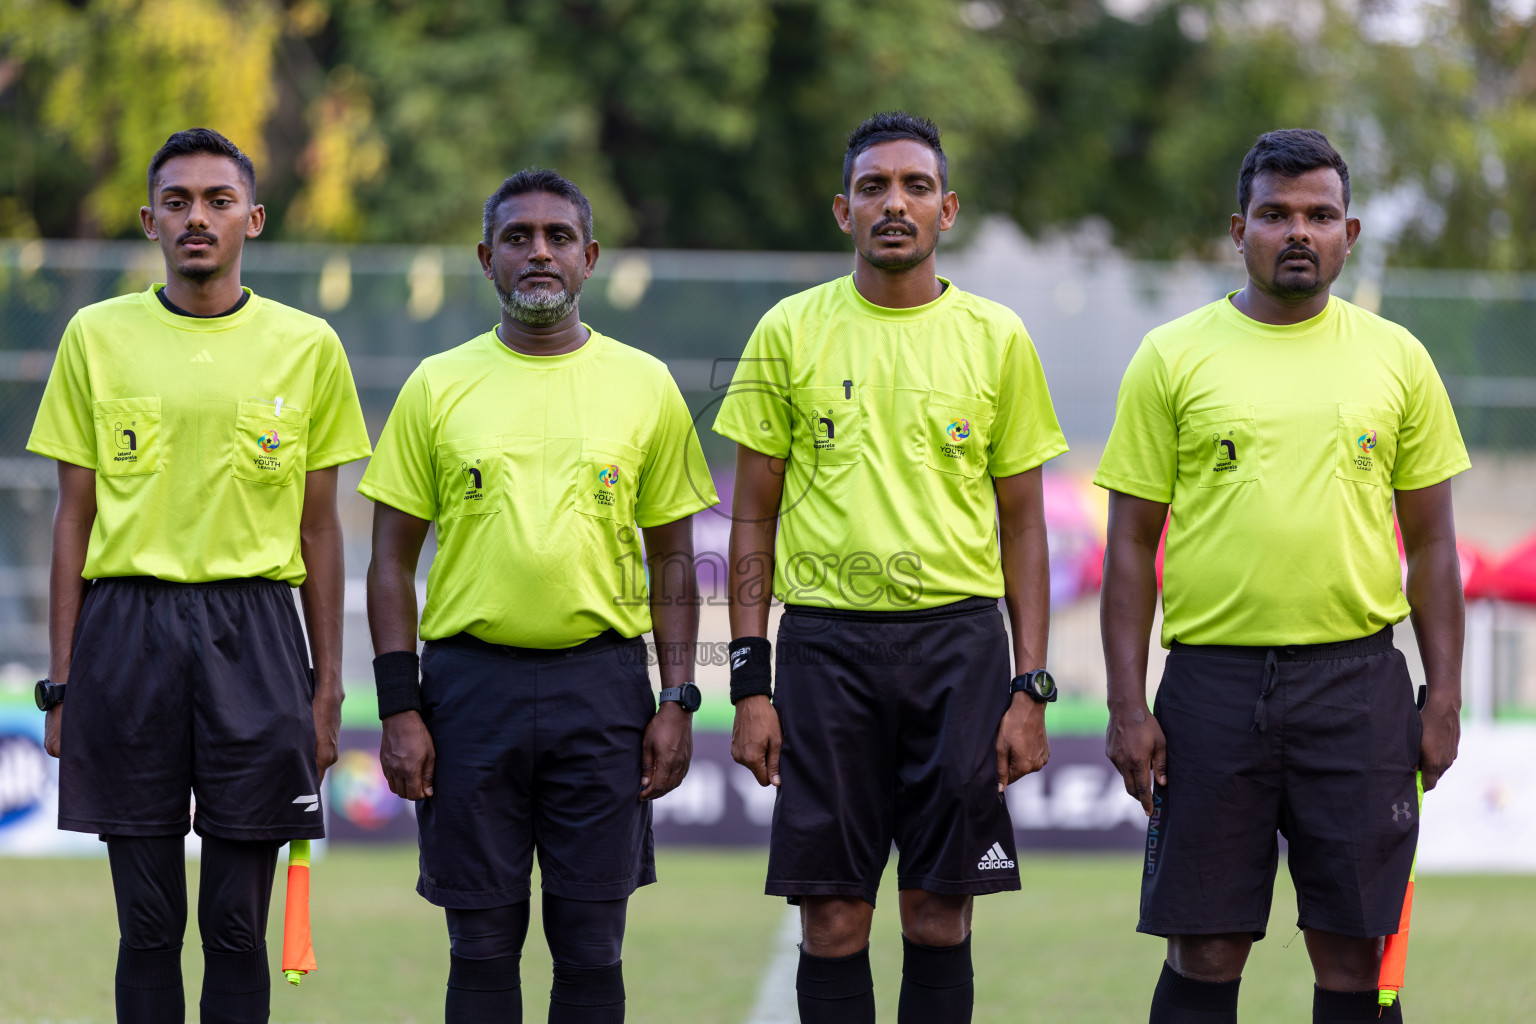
[1,233,1532,712]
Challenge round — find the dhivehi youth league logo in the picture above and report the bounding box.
[947,419,970,442]
[598,464,619,488]
[258,430,281,453]
[1357,430,1377,455]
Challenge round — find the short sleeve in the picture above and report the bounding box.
[711,305,793,458]
[1392,339,1471,490]
[357,367,438,520]
[1094,339,1178,503]
[635,375,720,528]
[27,315,97,468]
[306,329,373,469]
[988,324,1069,477]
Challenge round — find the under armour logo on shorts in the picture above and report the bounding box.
[1391,801,1412,822]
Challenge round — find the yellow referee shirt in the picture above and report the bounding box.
[1094,293,1470,648]
[712,276,1068,611]
[27,285,373,585]
[358,327,718,649]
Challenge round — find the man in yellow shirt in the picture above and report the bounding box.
[1098,130,1468,1024]
[715,113,1066,1023]
[362,169,717,1023]
[27,128,371,1023]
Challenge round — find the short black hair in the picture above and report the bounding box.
[482,169,594,245]
[147,128,256,201]
[843,112,947,195]
[1237,129,1350,214]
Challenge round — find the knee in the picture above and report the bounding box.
[899,892,972,947]
[801,897,874,958]
[1307,931,1383,990]
[542,895,626,967]
[1167,934,1252,983]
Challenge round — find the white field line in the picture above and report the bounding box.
[743,905,801,1024]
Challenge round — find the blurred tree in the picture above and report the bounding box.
[0,0,282,236]
[0,0,1533,268]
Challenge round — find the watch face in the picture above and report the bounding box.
[681,683,702,712]
[1035,672,1056,698]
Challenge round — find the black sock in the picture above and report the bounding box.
[1314,986,1401,1022]
[797,945,875,1024]
[199,946,269,1024]
[447,953,521,1024]
[1149,962,1240,1024]
[549,960,624,1023]
[899,934,974,1024]
[115,944,184,1024]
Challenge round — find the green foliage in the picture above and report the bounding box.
[1,0,1534,267]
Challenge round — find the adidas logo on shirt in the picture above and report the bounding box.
[977,841,1015,870]
[190,349,213,363]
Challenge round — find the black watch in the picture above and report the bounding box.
[1009,670,1058,704]
[659,682,702,713]
[35,679,66,711]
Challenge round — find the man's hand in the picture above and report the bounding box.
[44,704,62,758]
[313,689,343,780]
[640,702,693,801]
[1419,696,1460,792]
[995,693,1050,792]
[1107,704,1167,816]
[731,695,782,787]
[380,710,435,800]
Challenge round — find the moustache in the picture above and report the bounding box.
[518,266,566,283]
[1278,247,1317,266]
[871,216,920,237]
[176,231,218,246]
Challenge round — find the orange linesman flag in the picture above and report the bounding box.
[1378,771,1423,1009]
[282,839,317,986]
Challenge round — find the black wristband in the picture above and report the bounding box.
[728,636,773,705]
[374,650,422,720]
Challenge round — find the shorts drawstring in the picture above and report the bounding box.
[1252,649,1279,732]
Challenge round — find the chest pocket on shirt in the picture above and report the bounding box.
[924,390,993,478]
[94,397,162,477]
[1188,405,1257,487]
[438,435,503,518]
[575,440,642,522]
[1336,404,1398,486]
[232,401,307,486]
[791,386,861,467]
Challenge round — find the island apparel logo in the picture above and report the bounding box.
[113,421,139,465]
[1212,431,1238,473]
[461,459,485,502]
[1355,429,1377,473]
[811,409,836,452]
[938,417,970,463]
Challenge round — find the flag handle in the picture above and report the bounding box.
[281,839,317,986]
[1377,770,1424,1008]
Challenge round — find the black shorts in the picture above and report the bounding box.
[415,630,657,908]
[1139,627,1421,940]
[767,596,1019,907]
[59,576,321,842]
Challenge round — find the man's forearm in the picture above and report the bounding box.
[728,521,776,640]
[48,515,92,683]
[48,465,96,684]
[367,558,420,655]
[996,470,1050,671]
[1405,536,1464,710]
[299,515,346,696]
[645,520,699,690]
[1101,540,1158,710]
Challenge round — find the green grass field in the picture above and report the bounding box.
[1,847,1532,1023]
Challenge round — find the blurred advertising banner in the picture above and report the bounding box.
[4,703,1534,870]
[1416,725,1536,873]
